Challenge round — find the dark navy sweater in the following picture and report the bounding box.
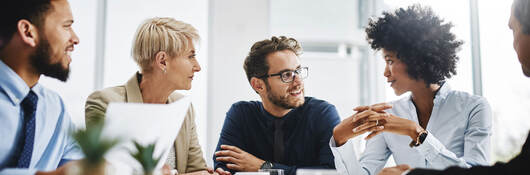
[213,97,340,175]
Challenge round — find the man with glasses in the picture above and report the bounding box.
[213,36,340,175]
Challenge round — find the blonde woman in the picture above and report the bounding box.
[85,17,213,174]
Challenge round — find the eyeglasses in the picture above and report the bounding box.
[258,67,309,83]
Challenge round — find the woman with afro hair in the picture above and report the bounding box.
[330,4,492,175]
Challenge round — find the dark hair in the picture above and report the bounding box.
[243,36,302,83]
[0,0,52,49]
[365,4,463,85]
[514,0,530,34]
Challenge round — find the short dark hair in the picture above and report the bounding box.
[243,36,302,83]
[0,0,52,49]
[514,0,530,34]
[365,4,463,85]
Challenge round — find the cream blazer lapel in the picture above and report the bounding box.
[124,74,144,103]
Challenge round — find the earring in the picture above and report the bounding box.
[163,68,167,73]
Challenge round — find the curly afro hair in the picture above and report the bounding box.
[365,4,463,85]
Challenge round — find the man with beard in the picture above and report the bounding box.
[0,0,83,174]
[377,0,530,174]
[213,36,341,175]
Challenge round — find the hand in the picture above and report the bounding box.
[207,167,215,174]
[364,113,424,141]
[215,167,231,175]
[162,164,172,175]
[333,104,392,146]
[215,145,265,172]
[184,169,218,175]
[35,160,82,175]
[378,164,411,175]
[354,103,392,113]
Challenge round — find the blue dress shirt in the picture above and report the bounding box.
[0,60,83,174]
[330,84,492,175]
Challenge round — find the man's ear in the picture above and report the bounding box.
[17,19,39,47]
[154,51,168,71]
[250,77,266,94]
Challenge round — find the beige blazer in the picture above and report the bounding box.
[84,73,207,173]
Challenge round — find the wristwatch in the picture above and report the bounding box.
[409,130,428,147]
[260,161,274,169]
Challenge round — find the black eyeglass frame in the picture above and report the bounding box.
[257,67,309,83]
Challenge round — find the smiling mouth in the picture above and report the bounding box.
[387,80,396,87]
[65,51,72,62]
[65,45,74,61]
[289,89,303,96]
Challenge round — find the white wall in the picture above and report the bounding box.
[39,0,98,128]
[207,0,271,165]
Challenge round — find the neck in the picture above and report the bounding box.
[261,97,292,118]
[139,72,174,104]
[410,83,441,115]
[0,44,40,88]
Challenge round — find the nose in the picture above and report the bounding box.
[384,64,390,78]
[71,29,79,45]
[193,59,201,72]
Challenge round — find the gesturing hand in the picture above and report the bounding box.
[378,164,411,175]
[333,103,392,146]
[215,145,265,172]
[215,167,231,175]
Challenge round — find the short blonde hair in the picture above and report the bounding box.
[131,17,199,72]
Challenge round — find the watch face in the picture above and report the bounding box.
[261,161,273,169]
[419,131,428,143]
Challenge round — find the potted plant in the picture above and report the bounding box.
[130,141,162,175]
[72,120,120,175]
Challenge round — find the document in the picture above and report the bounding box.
[101,97,190,174]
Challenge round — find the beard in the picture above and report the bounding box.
[30,36,70,82]
[265,82,305,109]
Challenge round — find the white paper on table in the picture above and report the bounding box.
[296,169,339,175]
[101,96,190,174]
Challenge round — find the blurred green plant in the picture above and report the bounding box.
[130,141,161,175]
[73,120,120,170]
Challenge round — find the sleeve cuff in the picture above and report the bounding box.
[329,136,355,154]
[0,168,38,175]
[414,131,444,160]
[401,169,411,175]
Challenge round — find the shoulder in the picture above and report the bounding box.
[34,85,64,104]
[225,100,262,119]
[34,85,67,113]
[86,85,127,105]
[445,89,490,109]
[229,100,262,111]
[302,97,340,122]
[33,85,75,124]
[303,96,335,111]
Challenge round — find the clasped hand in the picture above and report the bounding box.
[333,103,423,146]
